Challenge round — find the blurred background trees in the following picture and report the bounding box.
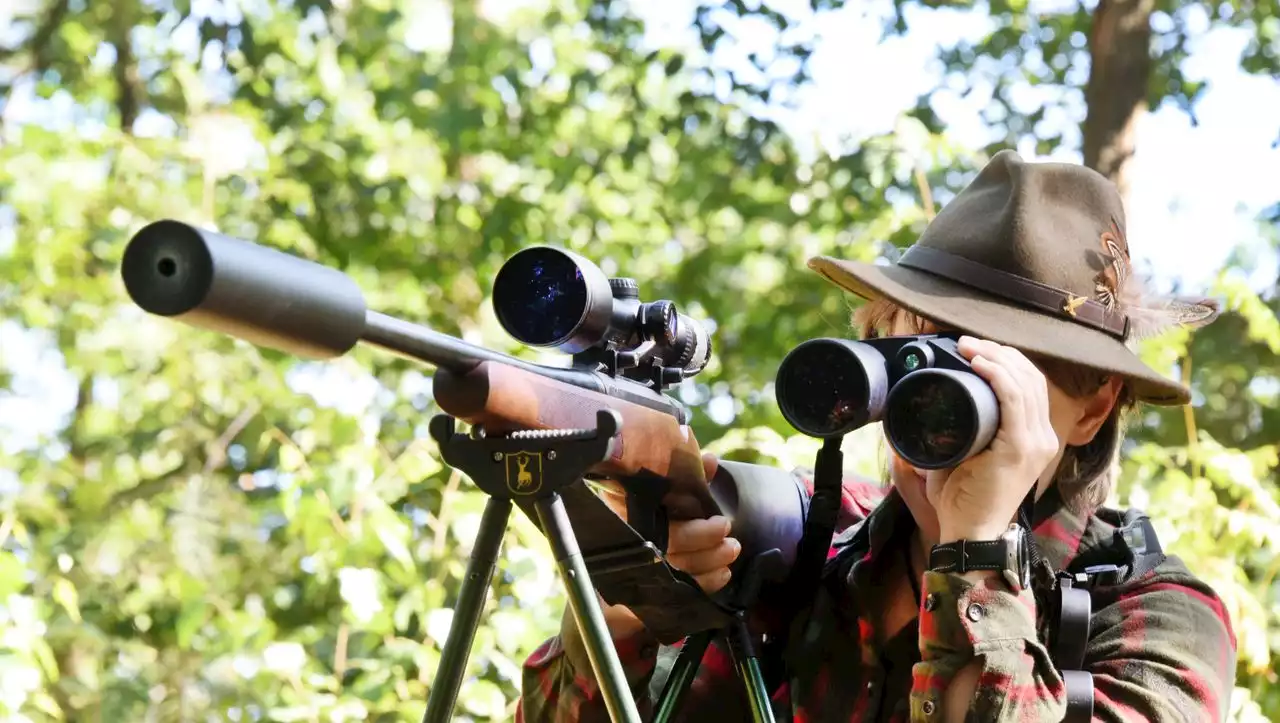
[0,0,1277,720]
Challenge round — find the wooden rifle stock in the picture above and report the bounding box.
[432,361,719,520]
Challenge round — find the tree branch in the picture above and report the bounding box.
[914,165,936,221]
[334,623,350,686]
[67,374,93,465]
[202,401,261,474]
[109,1,141,133]
[0,0,70,70]
[107,464,189,513]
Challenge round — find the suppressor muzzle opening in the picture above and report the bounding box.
[122,220,216,317]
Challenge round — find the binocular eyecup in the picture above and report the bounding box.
[774,334,999,470]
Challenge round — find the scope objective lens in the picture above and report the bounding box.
[493,248,590,347]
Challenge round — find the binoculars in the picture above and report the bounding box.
[775,334,999,469]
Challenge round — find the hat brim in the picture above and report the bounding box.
[808,256,1190,406]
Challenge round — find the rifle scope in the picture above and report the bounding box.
[774,334,999,470]
[492,246,711,375]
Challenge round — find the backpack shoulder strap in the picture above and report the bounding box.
[1116,507,1165,577]
[1043,507,1165,722]
[1060,506,1164,578]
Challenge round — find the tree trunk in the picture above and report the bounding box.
[1082,0,1154,202]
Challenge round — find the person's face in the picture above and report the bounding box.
[882,316,1121,541]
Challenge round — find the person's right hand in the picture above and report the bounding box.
[592,453,742,637]
[664,453,742,595]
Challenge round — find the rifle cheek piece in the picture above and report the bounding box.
[710,460,811,575]
[121,219,367,359]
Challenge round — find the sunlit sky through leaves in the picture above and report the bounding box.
[625,0,1280,292]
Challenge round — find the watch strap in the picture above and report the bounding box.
[929,538,1009,574]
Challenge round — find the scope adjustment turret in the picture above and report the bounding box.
[608,277,640,299]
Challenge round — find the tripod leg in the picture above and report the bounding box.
[652,629,715,723]
[535,493,643,723]
[422,496,513,723]
[727,617,777,723]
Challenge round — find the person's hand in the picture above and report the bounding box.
[927,336,1060,544]
[663,453,742,594]
[592,453,741,638]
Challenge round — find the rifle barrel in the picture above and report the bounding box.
[362,311,539,376]
[119,219,623,398]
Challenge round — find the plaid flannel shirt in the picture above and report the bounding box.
[518,471,1237,722]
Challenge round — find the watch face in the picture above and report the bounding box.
[1003,525,1030,590]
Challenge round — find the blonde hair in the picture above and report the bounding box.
[852,298,1137,512]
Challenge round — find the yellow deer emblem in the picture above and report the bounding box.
[504,452,543,495]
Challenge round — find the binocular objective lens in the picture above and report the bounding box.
[887,374,975,467]
[777,343,870,437]
[493,249,589,347]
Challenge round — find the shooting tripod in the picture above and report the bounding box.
[421,409,783,723]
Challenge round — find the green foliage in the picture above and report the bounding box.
[0,0,929,719]
[0,0,1277,720]
[888,0,1280,159]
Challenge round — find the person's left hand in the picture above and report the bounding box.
[926,336,1061,544]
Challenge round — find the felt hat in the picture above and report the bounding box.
[808,150,1219,406]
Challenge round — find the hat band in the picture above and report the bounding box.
[897,246,1129,340]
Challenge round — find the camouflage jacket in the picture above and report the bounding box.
[517,473,1237,722]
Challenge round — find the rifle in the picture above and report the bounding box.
[120,220,813,723]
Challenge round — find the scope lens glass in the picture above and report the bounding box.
[493,249,588,346]
[887,373,974,466]
[778,342,869,436]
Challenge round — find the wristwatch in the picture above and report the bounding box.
[928,523,1031,592]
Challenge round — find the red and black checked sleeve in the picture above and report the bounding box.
[910,557,1236,721]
